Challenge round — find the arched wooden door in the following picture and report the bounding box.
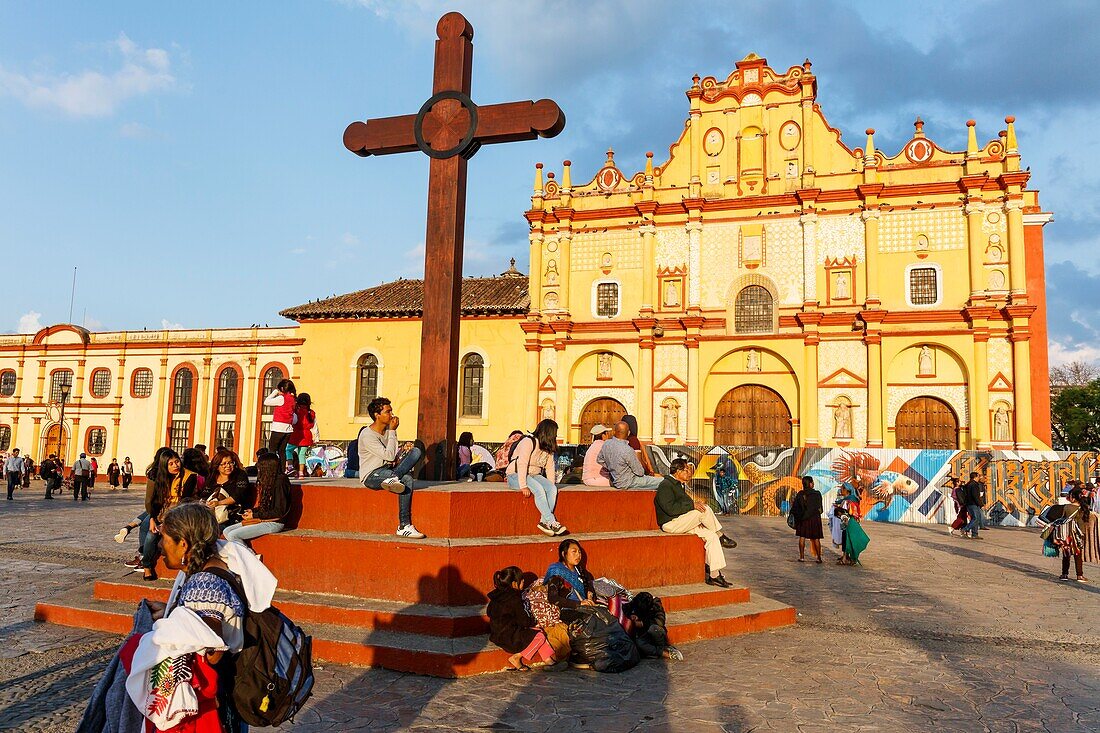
[895,397,959,449]
[714,385,792,446]
[42,424,69,460]
[578,398,627,442]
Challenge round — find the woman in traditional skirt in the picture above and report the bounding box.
[791,475,824,563]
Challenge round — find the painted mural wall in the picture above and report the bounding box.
[636,445,1097,527]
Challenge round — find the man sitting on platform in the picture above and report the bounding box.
[597,421,662,490]
[357,397,426,539]
[655,458,737,588]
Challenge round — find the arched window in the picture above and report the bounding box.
[90,368,112,398]
[258,365,285,449]
[0,370,15,397]
[168,367,195,453]
[50,370,74,403]
[86,427,107,456]
[214,366,240,451]
[357,354,379,416]
[461,353,484,418]
[131,368,154,398]
[0,425,10,451]
[734,285,774,334]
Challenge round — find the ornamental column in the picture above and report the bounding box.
[1005,199,1027,302]
[1008,306,1036,450]
[799,210,818,306]
[557,229,573,317]
[862,310,886,448]
[684,316,703,445]
[686,219,702,309]
[639,223,656,312]
[529,231,544,310]
[860,205,881,307]
[796,312,823,446]
[964,195,986,300]
[966,308,993,448]
[637,332,655,443]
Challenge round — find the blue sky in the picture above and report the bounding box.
[2,1,1098,365]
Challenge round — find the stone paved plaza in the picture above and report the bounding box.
[0,484,1096,732]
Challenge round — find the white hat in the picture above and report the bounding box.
[589,424,611,436]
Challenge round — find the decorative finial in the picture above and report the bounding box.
[966,119,978,156]
[645,151,654,179]
[533,162,544,194]
[605,147,615,166]
[1004,115,1018,153]
[691,74,701,88]
[864,128,876,162]
[914,117,924,136]
[803,59,812,72]
[561,160,572,190]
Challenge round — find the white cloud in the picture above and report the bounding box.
[1049,340,1100,368]
[161,318,184,330]
[341,232,361,246]
[17,311,43,334]
[0,33,176,117]
[119,121,153,138]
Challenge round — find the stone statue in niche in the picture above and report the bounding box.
[541,400,555,421]
[746,349,761,372]
[544,260,558,286]
[918,346,934,376]
[835,272,850,300]
[543,292,558,311]
[993,405,1011,443]
[988,270,1005,290]
[664,279,680,307]
[833,401,852,440]
[662,401,679,435]
[597,352,613,380]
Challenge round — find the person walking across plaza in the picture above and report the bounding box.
[72,452,93,501]
[598,421,662,490]
[358,396,426,539]
[21,454,34,488]
[106,458,121,488]
[89,456,99,488]
[1053,485,1092,582]
[39,453,57,500]
[962,472,984,539]
[263,378,297,467]
[946,476,969,536]
[655,457,736,587]
[121,456,134,489]
[5,448,23,500]
[791,475,824,563]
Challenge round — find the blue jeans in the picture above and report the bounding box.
[964,504,982,535]
[507,472,558,526]
[975,504,988,529]
[625,474,663,490]
[363,447,422,527]
[223,521,285,544]
[137,513,150,551]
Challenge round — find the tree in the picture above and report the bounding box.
[1050,378,1100,450]
[1050,360,1100,390]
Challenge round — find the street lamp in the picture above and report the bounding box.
[57,383,71,462]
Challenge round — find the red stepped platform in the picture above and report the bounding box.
[36,480,795,677]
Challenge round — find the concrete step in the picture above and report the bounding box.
[91,573,751,637]
[247,528,707,604]
[287,481,662,538]
[35,587,795,677]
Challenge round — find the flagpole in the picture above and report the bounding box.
[68,267,77,325]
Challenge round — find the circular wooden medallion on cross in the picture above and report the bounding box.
[414,90,480,160]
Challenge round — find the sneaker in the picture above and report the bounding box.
[1058,575,1070,581]
[664,646,684,661]
[1077,577,1089,583]
[114,527,131,544]
[536,522,557,537]
[381,477,405,493]
[719,534,737,549]
[124,555,142,569]
[947,528,957,536]
[705,573,732,588]
[551,523,569,536]
[971,534,983,540]
[396,524,426,539]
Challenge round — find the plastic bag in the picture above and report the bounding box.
[567,606,640,673]
[1042,538,1060,557]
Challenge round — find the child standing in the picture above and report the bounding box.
[289,393,319,479]
[263,378,297,468]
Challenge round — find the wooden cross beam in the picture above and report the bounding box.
[343,12,565,480]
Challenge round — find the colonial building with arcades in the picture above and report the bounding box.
[0,54,1054,464]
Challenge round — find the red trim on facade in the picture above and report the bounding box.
[129,368,154,399]
[84,425,108,456]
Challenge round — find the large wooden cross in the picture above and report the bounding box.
[343,12,565,480]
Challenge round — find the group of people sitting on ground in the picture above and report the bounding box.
[115,444,291,581]
[487,538,682,672]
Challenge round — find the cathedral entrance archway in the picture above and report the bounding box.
[714,385,791,446]
[578,398,626,442]
[895,396,959,449]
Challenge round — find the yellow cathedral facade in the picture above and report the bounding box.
[0,55,1054,465]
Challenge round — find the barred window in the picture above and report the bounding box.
[357,355,379,416]
[90,369,112,398]
[595,282,620,318]
[50,370,74,403]
[217,368,239,414]
[909,267,939,305]
[131,368,154,398]
[261,366,284,415]
[0,425,10,451]
[169,420,190,454]
[86,427,107,456]
[0,370,15,397]
[461,353,484,418]
[734,285,774,334]
[172,369,193,414]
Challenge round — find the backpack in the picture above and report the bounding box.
[204,567,314,726]
[507,435,537,466]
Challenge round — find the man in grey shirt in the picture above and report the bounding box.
[597,422,662,490]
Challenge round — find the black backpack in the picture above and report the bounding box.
[205,567,315,726]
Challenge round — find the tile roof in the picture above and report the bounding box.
[280,264,529,320]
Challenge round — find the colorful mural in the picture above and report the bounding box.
[639,445,1098,527]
